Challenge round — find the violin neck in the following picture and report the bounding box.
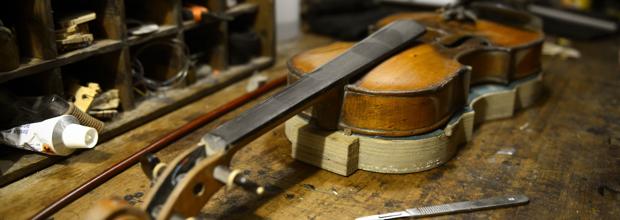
[201,20,427,155]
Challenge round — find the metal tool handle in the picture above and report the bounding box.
[357,195,529,220]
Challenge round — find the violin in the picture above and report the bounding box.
[83,3,544,219]
[84,21,426,220]
[288,2,544,136]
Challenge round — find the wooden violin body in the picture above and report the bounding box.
[289,42,469,136]
[288,3,544,137]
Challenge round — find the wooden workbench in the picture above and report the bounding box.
[0,33,619,219]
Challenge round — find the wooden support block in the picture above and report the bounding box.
[285,109,474,176]
[285,118,359,176]
[469,72,543,124]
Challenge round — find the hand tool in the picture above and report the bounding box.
[357,195,529,220]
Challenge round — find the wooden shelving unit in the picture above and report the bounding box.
[0,0,274,186]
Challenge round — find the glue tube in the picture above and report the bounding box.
[0,94,105,132]
[0,115,98,156]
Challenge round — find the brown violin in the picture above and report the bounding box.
[288,3,544,137]
[75,4,546,220]
[82,21,427,220]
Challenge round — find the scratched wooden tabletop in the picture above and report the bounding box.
[0,33,619,220]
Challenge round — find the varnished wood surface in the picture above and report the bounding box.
[292,42,463,91]
[357,44,462,91]
[376,12,542,47]
[375,9,544,84]
[290,42,353,74]
[1,34,619,219]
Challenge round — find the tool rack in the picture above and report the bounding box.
[0,0,275,186]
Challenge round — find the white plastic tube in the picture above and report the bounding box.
[0,115,98,156]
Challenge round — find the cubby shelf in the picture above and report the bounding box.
[0,40,124,83]
[0,0,275,186]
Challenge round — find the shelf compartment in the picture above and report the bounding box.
[246,0,275,59]
[129,36,189,98]
[0,0,57,78]
[61,51,124,94]
[125,0,181,27]
[0,40,123,84]
[0,68,63,97]
[2,1,57,60]
[184,21,228,70]
[60,49,133,112]
[51,0,124,46]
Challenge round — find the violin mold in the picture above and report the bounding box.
[285,72,542,175]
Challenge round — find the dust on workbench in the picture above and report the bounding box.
[1,34,620,219]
